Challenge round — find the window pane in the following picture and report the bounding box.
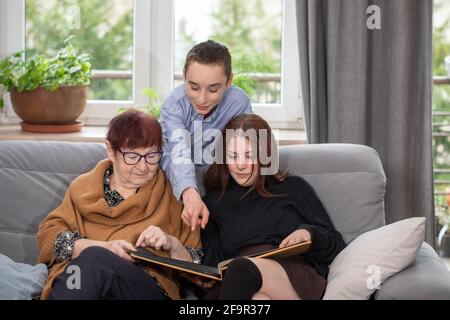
[174,0,282,104]
[433,0,450,247]
[25,0,133,100]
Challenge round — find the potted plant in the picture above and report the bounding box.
[118,87,161,119]
[0,38,91,133]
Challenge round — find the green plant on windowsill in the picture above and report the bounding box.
[0,37,92,132]
[0,37,91,95]
[119,87,161,119]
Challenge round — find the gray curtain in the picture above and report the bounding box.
[296,0,435,245]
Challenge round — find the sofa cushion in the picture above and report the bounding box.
[0,253,48,299]
[0,140,106,265]
[279,144,386,243]
[374,242,450,299]
[323,217,425,300]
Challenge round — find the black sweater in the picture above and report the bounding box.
[201,176,346,278]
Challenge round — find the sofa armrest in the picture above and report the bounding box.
[374,242,450,299]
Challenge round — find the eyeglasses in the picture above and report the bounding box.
[118,149,162,165]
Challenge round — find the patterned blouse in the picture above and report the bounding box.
[52,166,203,264]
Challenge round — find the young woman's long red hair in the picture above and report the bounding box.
[204,113,287,200]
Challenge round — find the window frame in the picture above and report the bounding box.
[0,0,302,129]
[251,0,303,129]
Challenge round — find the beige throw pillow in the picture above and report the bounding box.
[323,217,426,300]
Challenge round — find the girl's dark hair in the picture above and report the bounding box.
[204,114,287,200]
[183,40,232,82]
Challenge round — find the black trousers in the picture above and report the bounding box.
[49,246,167,300]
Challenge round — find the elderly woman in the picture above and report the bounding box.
[36,110,201,300]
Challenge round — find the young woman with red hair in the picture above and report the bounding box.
[200,114,346,300]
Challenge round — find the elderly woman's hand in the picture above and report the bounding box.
[103,239,136,262]
[136,225,193,261]
[136,225,174,250]
[72,239,135,262]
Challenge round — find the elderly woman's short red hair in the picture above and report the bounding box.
[106,109,162,151]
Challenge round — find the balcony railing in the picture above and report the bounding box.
[92,70,132,80]
[433,76,450,195]
[91,70,282,104]
[175,72,281,104]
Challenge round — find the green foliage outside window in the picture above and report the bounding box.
[25,0,133,101]
[26,0,281,103]
[434,0,450,242]
[176,0,282,103]
[0,89,4,110]
[118,88,161,119]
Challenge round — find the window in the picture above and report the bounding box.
[0,0,301,128]
[433,0,450,250]
[175,0,302,127]
[0,0,160,125]
[175,0,282,105]
[25,0,134,101]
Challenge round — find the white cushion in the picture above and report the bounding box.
[323,217,426,300]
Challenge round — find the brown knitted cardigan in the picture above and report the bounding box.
[36,159,200,299]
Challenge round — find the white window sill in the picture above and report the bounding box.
[0,124,307,146]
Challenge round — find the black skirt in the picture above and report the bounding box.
[203,244,327,300]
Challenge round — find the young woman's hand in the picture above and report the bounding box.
[181,187,210,231]
[279,229,312,248]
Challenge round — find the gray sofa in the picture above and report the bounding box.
[0,140,450,299]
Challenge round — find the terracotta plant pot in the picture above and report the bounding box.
[10,85,88,126]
